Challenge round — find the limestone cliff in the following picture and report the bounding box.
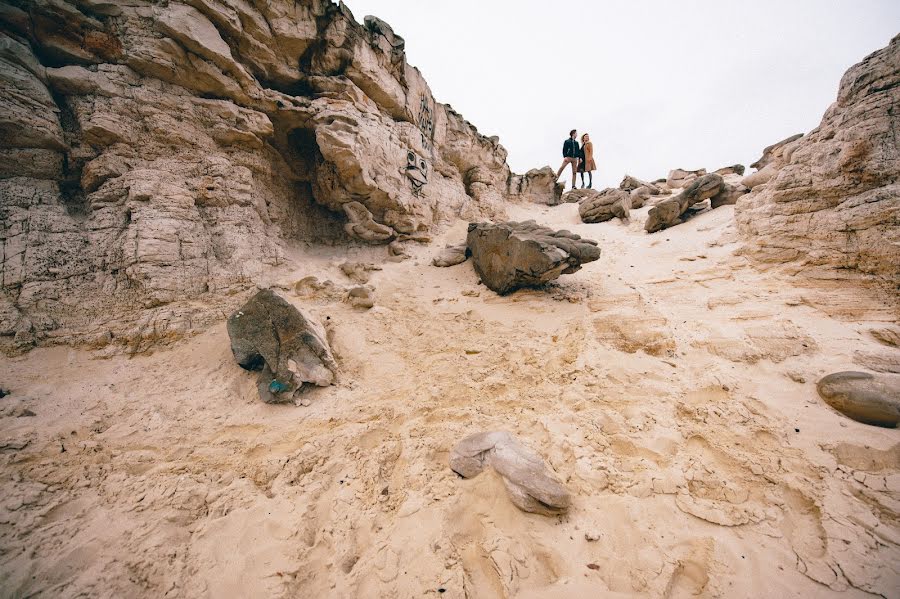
[735,35,899,284]
[0,0,554,353]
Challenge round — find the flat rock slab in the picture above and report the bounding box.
[450,431,570,515]
[466,220,600,294]
[817,371,900,428]
[227,289,337,403]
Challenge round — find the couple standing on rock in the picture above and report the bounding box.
[556,129,596,190]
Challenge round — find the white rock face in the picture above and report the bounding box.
[0,1,556,353]
[735,35,900,281]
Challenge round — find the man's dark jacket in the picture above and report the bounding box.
[562,138,581,158]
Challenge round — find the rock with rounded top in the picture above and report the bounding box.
[816,371,900,427]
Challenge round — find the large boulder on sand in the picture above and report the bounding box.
[466,221,600,294]
[645,174,724,232]
[227,289,337,403]
[577,188,632,223]
[450,431,570,515]
[736,35,900,279]
[817,371,900,428]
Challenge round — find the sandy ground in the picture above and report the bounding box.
[1,197,899,598]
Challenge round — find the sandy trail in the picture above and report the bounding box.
[1,199,898,598]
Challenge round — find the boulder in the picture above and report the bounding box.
[816,371,900,428]
[629,186,650,208]
[645,173,724,233]
[466,221,600,294]
[449,431,570,515]
[226,289,337,403]
[347,286,375,309]
[666,168,707,189]
[432,244,468,267]
[736,35,900,279]
[710,183,749,209]
[577,188,632,223]
[619,175,661,195]
[714,164,746,177]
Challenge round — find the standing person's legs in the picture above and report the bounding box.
[570,159,578,189]
[587,171,592,188]
[556,158,570,179]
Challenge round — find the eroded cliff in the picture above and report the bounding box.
[0,0,555,353]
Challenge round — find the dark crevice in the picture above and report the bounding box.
[50,91,90,219]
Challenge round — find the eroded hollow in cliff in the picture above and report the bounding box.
[277,127,348,244]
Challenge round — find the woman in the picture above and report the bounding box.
[579,133,597,188]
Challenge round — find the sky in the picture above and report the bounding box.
[345,0,899,189]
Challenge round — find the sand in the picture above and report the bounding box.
[1,198,898,598]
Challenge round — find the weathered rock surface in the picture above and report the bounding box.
[817,371,900,428]
[666,168,707,189]
[0,1,555,354]
[449,431,570,515]
[619,175,661,195]
[736,35,900,281]
[466,221,600,294]
[577,188,632,223]
[713,164,746,177]
[346,285,374,309]
[226,289,337,403]
[507,166,564,205]
[645,174,725,233]
[432,244,468,267]
[710,183,749,209]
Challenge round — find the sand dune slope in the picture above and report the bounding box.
[1,201,898,598]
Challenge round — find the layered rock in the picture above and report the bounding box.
[577,188,632,223]
[0,1,555,353]
[466,221,600,294]
[507,166,564,205]
[645,173,746,232]
[666,167,707,189]
[736,35,899,281]
[714,164,745,177]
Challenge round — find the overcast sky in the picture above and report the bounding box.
[346,1,899,188]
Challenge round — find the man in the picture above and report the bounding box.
[556,129,581,190]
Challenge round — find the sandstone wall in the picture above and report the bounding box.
[0,0,550,353]
[735,35,899,283]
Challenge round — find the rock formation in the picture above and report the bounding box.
[227,289,337,403]
[577,188,632,223]
[432,244,468,267]
[507,167,564,205]
[714,164,745,177]
[0,1,556,354]
[735,35,899,281]
[449,431,570,515]
[645,173,747,233]
[740,134,804,189]
[817,371,900,428]
[619,175,661,195]
[666,168,707,189]
[466,221,600,294]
